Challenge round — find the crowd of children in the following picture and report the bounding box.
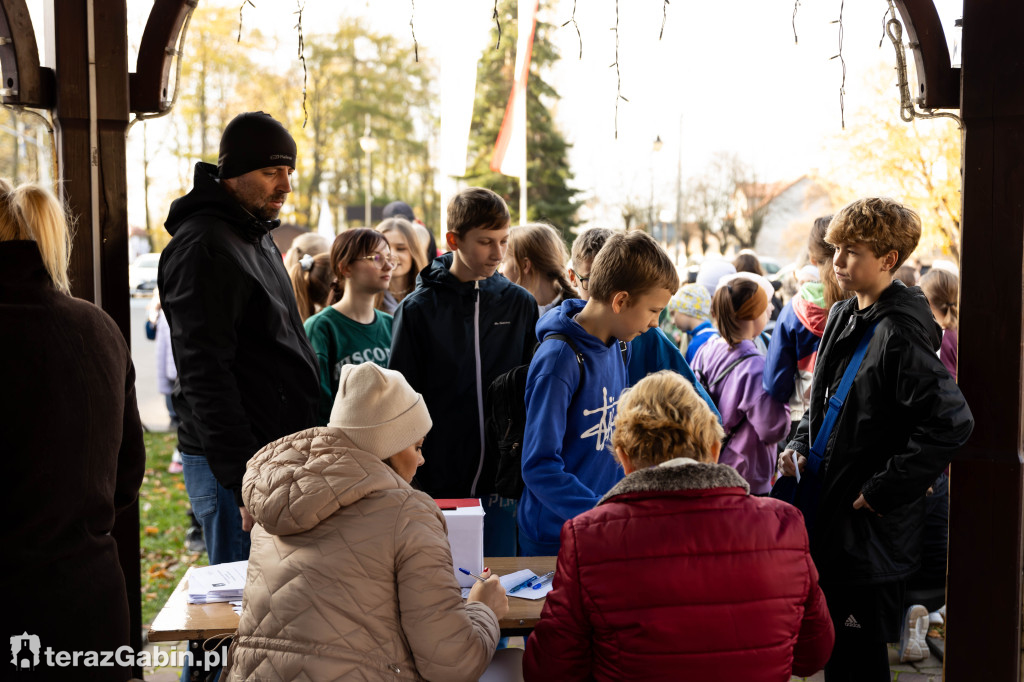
[237,186,972,681]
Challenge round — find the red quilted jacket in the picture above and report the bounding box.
[523,459,834,682]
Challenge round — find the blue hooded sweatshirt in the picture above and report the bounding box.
[518,299,631,552]
[627,326,721,422]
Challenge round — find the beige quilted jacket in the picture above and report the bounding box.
[223,427,500,681]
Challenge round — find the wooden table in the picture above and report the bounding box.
[148,556,556,643]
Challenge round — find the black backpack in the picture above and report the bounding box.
[486,333,627,499]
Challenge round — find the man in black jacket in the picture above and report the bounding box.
[158,112,319,568]
[778,198,973,681]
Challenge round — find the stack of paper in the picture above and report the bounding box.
[186,561,248,604]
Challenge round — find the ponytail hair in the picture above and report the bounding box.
[0,179,72,294]
[808,214,850,310]
[327,228,389,305]
[289,252,333,322]
[710,278,765,349]
[920,268,959,331]
[507,222,578,300]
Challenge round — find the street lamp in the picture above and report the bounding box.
[358,113,379,227]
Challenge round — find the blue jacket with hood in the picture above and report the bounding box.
[518,299,632,549]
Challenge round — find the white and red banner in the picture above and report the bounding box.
[490,0,539,178]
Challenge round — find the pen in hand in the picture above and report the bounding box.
[458,567,489,583]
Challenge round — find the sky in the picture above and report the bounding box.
[24,0,963,230]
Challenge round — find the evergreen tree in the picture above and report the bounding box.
[465,0,581,238]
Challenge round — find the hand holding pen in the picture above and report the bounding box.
[460,567,509,619]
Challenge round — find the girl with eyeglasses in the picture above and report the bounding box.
[304,228,398,424]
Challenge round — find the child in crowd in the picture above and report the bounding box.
[289,252,333,322]
[570,228,719,418]
[282,231,329,271]
[389,187,538,555]
[225,363,513,681]
[523,372,833,681]
[304,228,395,425]
[695,258,736,297]
[503,222,577,315]
[920,267,959,379]
[518,230,680,556]
[764,216,852,439]
[692,274,790,494]
[376,217,427,314]
[778,198,973,681]
[668,282,718,364]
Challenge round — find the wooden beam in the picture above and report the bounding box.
[46,2,140,677]
[0,0,54,107]
[130,0,195,114]
[947,0,1024,679]
[893,0,960,110]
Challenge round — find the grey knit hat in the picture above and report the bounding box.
[328,363,432,459]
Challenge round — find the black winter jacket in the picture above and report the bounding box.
[158,162,319,506]
[788,280,973,585]
[389,253,538,498]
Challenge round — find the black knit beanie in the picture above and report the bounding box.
[217,112,296,179]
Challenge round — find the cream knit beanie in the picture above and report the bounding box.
[328,363,432,460]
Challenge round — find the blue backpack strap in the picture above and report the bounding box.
[806,321,879,474]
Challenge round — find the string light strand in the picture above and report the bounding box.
[792,0,801,44]
[610,0,628,139]
[410,0,419,62]
[829,0,846,129]
[660,0,670,40]
[294,1,307,128]
[492,0,502,50]
[237,0,254,43]
[561,0,582,59]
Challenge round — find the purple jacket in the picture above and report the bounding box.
[692,337,790,493]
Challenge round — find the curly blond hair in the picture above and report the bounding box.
[612,371,724,468]
[825,197,921,272]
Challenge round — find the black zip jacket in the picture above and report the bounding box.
[788,280,973,585]
[157,162,319,506]
[389,252,539,498]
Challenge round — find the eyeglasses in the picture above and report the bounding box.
[572,269,591,291]
[358,254,398,269]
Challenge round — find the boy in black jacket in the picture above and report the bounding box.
[389,188,538,555]
[778,197,973,681]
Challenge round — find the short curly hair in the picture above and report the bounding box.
[825,197,921,272]
[612,371,724,468]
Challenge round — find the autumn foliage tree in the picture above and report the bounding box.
[826,63,962,261]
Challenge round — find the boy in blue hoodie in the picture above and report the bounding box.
[518,230,680,555]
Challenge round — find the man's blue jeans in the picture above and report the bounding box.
[180,452,251,565]
[180,452,250,681]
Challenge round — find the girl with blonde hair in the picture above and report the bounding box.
[1,179,145,679]
[375,217,427,313]
[502,222,577,314]
[919,267,959,379]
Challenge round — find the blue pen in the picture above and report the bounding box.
[508,576,537,594]
[458,567,488,583]
[532,571,555,589]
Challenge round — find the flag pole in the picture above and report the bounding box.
[519,90,527,224]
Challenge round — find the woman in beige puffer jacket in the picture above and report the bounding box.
[224,363,507,681]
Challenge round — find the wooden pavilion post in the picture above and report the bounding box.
[44,1,140,676]
[946,1,1024,679]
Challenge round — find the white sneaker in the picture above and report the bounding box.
[929,606,945,625]
[899,604,930,662]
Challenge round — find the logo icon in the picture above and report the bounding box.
[10,633,40,671]
[844,614,861,629]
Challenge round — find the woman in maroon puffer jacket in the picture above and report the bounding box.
[523,371,834,682]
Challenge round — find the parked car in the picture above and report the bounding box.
[129,252,160,296]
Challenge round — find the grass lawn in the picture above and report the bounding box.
[140,431,204,626]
